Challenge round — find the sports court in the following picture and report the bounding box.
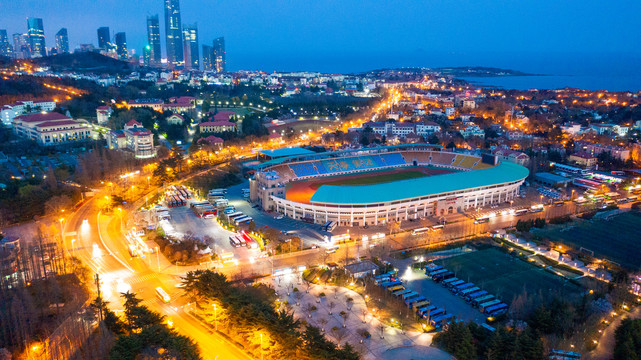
[285,166,454,204]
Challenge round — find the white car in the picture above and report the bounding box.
[276,215,284,220]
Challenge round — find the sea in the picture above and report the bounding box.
[232,51,641,92]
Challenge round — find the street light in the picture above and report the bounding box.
[59,218,64,243]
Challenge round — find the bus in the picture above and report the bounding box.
[190,201,210,208]
[229,236,243,248]
[431,224,444,231]
[429,269,448,278]
[232,215,251,226]
[466,290,488,301]
[441,277,459,287]
[401,291,419,301]
[459,287,481,297]
[326,221,337,232]
[155,287,171,303]
[412,227,430,236]
[227,212,245,221]
[480,299,502,312]
[326,233,350,243]
[549,350,582,360]
[406,295,427,306]
[474,217,490,224]
[387,285,405,293]
[239,231,258,249]
[321,221,332,231]
[425,264,443,275]
[392,288,410,297]
[447,280,465,289]
[417,305,437,318]
[427,308,445,319]
[412,300,430,310]
[514,209,528,216]
[433,271,454,282]
[453,283,475,294]
[485,303,509,317]
[472,294,495,306]
[237,217,253,225]
[430,313,455,329]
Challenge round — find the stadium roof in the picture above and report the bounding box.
[310,161,529,205]
[259,147,316,159]
[259,143,443,169]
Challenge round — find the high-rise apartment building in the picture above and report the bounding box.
[55,28,69,54]
[97,26,111,50]
[202,45,213,71]
[115,32,127,60]
[0,30,12,57]
[27,18,46,57]
[146,14,161,67]
[182,24,199,69]
[13,33,30,59]
[213,37,226,72]
[164,0,184,68]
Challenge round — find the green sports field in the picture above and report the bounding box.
[537,212,641,270]
[434,248,584,304]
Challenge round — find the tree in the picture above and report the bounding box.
[340,310,350,328]
[328,301,336,315]
[614,318,641,360]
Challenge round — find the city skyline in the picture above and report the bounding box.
[0,0,639,74]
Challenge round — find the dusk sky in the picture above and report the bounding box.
[2,0,641,73]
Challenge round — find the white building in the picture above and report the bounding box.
[12,112,91,146]
[96,106,113,124]
[1,100,57,126]
[461,125,485,138]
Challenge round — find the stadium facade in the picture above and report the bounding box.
[250,144,529,227]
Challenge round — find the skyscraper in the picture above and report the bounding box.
[97,26,111,50]
[213,37,226,72]
[13,33,30,59]
[115,32,127,60]
[0,30,12,57]
[202,44,213,71]
[146,14,161,67]
[164,0,184,68]
[182,23,199,69]
[27,18,46,57]
[55,28,69,54]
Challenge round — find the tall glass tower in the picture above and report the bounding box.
[27,18,46,57]
[55,28,69,54]
[115,32,127,60]
[164,0,183,68]
[182,24,199,69]
[213,37,226,72]
[97,26,111,50]
[146,15,161,67]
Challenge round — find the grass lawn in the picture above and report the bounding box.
[536,212,641,270]
[434,248,584,304]
[323,170,430,186]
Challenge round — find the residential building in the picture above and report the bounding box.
[163,96,195,113]
[585,143,630,161]
[199,120,236,133]
[164,0,184,68]
[12,112,91,146]
[0,30,12,57]
[461,125,485,138]
[415,121,441,136]
[96,106,113,124]
[146,15,161,67]
[560,122,581,136]
[462,99,476,109]
[1,99,56,125]
[12,33,30,59]
[108,120,156,158]
[115,32,127,60]
[198,135,224,150]
[97,26,111,50]
[202,44,213,71]
[213,37,225,72]
[182,23,199,69]
[491,147,530,166]
[445,107,455,117]
[27,18,46,57]
[128,99,164,111]
[166,113,184,125]
[569,151,597,167]
[55,28,69,54]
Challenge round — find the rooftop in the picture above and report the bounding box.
[15,112,71,123]
[309,161,529,205]
[259,147,316,159]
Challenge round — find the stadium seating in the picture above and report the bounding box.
[272,165,296,179]
[315,161,329,175]
[430,152,456,166]
[380,153,405,166]
[458,156,479,169]
[472,162,493,170]
[372,154,387,167]
[288,162,319,177]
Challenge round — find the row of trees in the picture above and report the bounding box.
[92,292,201,360]
[181,270,359,360]
[433,322,545,360]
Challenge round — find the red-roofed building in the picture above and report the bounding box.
[199,121,236,133]
[167,113,185,125]
[108,121,156,158]
[491,147,530,166]
[12,112,91,146]
[198,135,224,150]
[569,151,597,167]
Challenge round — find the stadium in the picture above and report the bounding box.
[250,144,529,227]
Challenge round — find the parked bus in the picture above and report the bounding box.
[430,313,455,329]
[412,227,430,236]
[425,264,442,273]
[514,209,528,216]
[387,285,404,293]
[392,288,410,297]
[447,280,465,289]
[472,294,495,307]
[155,287,171,303]
[480,299,502,312]
[326,221,337,232]
[412,300,430,309]
[401,291,419,300]
[466,290,488,301]
[433,271,454,282]
[190,201,210,208]
[431,224,444,231]
[405,295,427,306]
[239,231,258,249]
[380,280,402,289]
[474,217,490,224]
[417,305,437,318]
[429,269,448,278]
[232,215,251,226]
[441,277,459,287]
[321,221,332,231]
[459,287,481,297]
[485,303,509,317]
[453,283,475,294]
[229,236,242,248]
[427,308,445,319]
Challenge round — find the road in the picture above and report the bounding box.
[63,194,250,360]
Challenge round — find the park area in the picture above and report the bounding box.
[434,248,585,305]
[285,166,453,204]
[536,211,641,270]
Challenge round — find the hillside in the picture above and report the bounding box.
[31,52,133,74]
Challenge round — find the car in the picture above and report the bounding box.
[276,215,284,220]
